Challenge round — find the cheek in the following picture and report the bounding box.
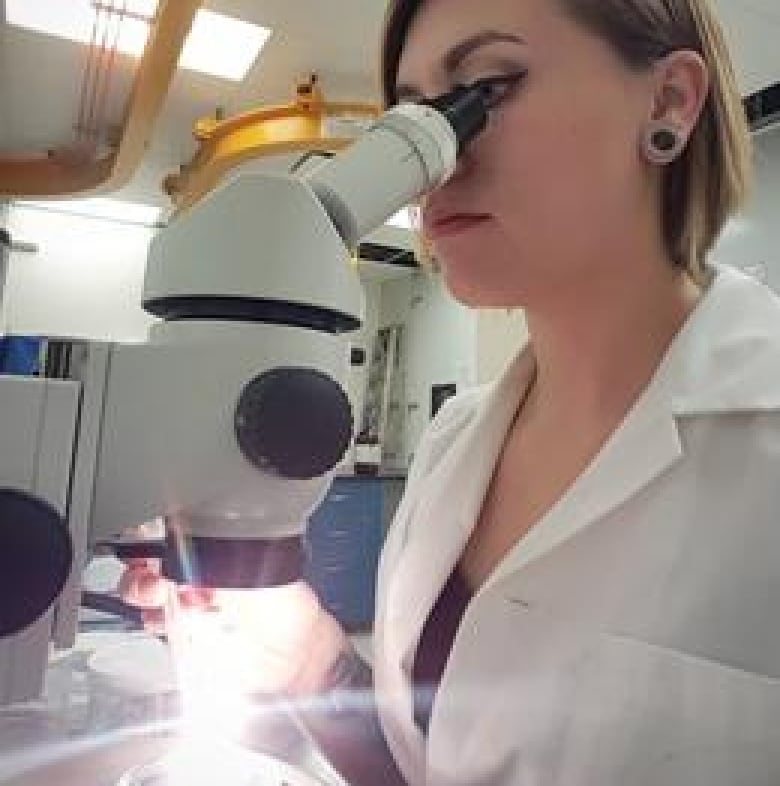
[491,100,643,249]
[423,84,648,305]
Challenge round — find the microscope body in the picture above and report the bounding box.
[0,174,363,704]
[92,173,364,546]
[0,92,485,704]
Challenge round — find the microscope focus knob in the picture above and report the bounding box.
[235,367,353,479]
[0,488,73,637]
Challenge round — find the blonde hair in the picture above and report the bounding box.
[381,0,753,283]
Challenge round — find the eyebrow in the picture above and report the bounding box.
[395,30,527,101]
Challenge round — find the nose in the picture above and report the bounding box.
[439,145,478,189]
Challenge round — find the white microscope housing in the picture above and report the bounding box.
[0,86,491,690]
[88,101,464,589]
[89,174,365,587]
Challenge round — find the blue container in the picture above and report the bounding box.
[0,336,42,375]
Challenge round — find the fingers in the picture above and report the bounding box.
[141,607,166,637]
[118,564,169,608]
[123,557,161,572]
[179,586,216,610]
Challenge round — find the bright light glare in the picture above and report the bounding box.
[164,586,309,757]
[131,738,299,786]
[5,1,271,81]
[18,198,161,225]
[163,744,255,786]
[386,206,417,230]
[172,609,253,742]
[154,591,293,786]
[6,0,153,57]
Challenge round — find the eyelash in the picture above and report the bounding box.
[395,71,527,109]
[464,71,528,109]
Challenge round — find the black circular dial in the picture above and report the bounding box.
[0,488,73,638]
[235,367,353,479]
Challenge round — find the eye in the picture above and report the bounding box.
[465,71,527,109]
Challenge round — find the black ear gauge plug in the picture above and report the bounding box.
[651,128,679,152]
[642,121,686,165]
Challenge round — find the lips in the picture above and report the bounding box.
[424,212,492,240]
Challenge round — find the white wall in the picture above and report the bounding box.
[378,271,477,468]
[344,277,381,453]
[1,205,157,341]
[713,127,780,290]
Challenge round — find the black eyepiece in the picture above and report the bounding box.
[423,83,489,153]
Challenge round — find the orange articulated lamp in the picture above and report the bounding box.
[163,74,381,215]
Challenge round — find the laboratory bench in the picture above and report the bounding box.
[0,472,408,784]
[0,624,347,786]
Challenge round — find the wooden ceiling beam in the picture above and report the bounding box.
[0,0,202,199]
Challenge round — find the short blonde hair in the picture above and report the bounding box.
[381,0,753,283]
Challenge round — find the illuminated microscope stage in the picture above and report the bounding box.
[0,633,340,786]
[116,736,329,786]
[2,730,333,786]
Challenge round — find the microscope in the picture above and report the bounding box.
[0,81,491,703]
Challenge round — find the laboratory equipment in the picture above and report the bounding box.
[0,81,491,705]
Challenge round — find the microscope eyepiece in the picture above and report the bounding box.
[423,83,489,154]
[422,71,527,153]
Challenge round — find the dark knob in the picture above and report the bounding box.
[0,488,73,637]
[235,367,353,479]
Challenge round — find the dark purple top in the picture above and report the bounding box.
[411,567,474,734]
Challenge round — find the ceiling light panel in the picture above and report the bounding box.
[5,1,270,81]
[5,1,155,55]
[180,10,271,81]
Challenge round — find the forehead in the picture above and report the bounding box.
[396,0,563,77]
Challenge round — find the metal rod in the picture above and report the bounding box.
[92,0,127,144]
[91,1,154,23]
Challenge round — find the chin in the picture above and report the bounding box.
[441,272,522,309]
[435,244,527,308]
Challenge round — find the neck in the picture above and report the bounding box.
[523,256,702,425]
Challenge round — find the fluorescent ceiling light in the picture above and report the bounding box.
[181,10,271,82]
[5,1,153,57]
[17,197,161,226]
[5,1,271,81]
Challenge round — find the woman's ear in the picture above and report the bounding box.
[649,49,710,134]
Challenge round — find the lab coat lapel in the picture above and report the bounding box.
[384,351,535,674]
[486,378,684,591]
[485,263,780,590]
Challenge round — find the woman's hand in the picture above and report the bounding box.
[118,559,349,697]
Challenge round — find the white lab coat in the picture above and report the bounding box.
[373,264,780,786]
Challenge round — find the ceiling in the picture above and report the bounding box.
[1,0,780,215]
[0,0,388,210]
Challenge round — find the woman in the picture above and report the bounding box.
[124,1,780,783]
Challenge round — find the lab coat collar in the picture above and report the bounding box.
[379,264,780,770]
[384,348,535,665]
[662,263,780,414]
[379,350,535,768]
[390,263,780,649]
[486,263,780,588]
